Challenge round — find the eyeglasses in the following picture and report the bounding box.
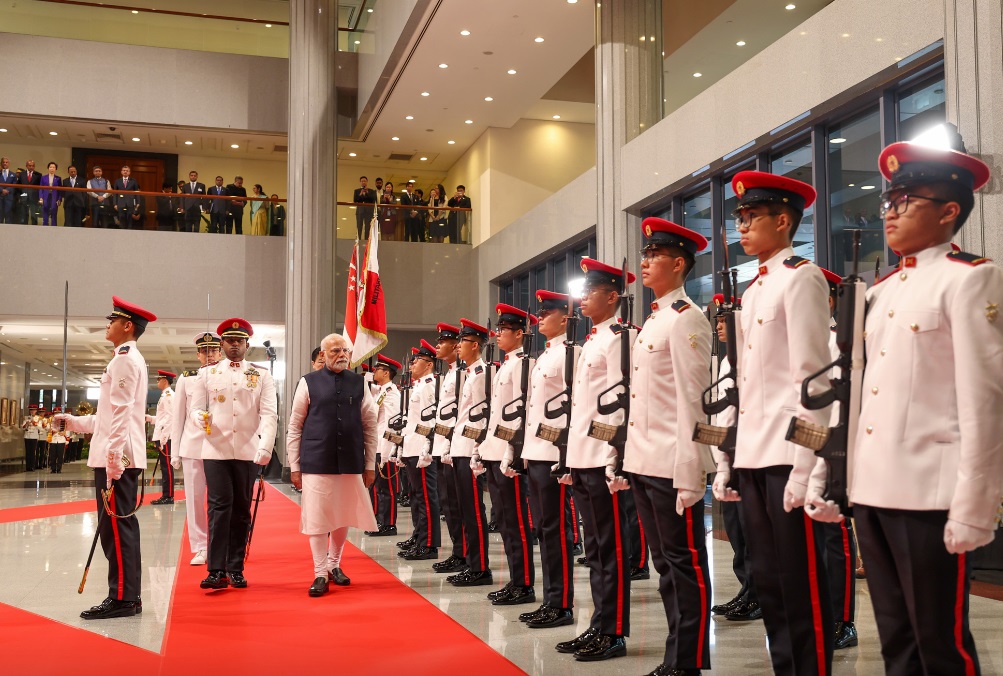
[638,249,672,262]
[459,337,479,345]
[326,348,351,355]
[878,193,951,218]
[732,209,776,230]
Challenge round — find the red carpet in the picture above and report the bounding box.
[0,490,186,524]
[2,483,527,675]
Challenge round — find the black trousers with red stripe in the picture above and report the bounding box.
[621,489,649,572]
[821,519,857,624]
[484,460,535,588]
[629,474,712,670]
[397,459,412,500]
[854,505,981,676]
[569,495,581,545]
[436,457,465,558]
[158,441,174,498]
[737,466,833,676]
[452,457,490,572]
[572,467,631,637]
[94,467,142,602]
[527,460,575,609]
[203,459,256,573]
[374,454,398,527]
[403,456,440,548]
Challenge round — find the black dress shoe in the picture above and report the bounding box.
[200,571,229,589]
[725,598,762,621]
[328,568,351,586]
[527,607,574,629]
[397,546,417,558]
[308,577,328,597]
[451,569,493,587]
[834,621,858,649]
[487,521,499,532]
[630,567,650,581]
[711,592,745,615]
[396,537,416,549]
[399,496,411,507]
[433,555,467,573]
[403,546,437,560]
[487,581,514,600]
[645,665,701,676]
[228,572,248,588]
[151,496,174,505]
[574,634,626,661]
[493,586,535,606]
[373,525,398,536]
[519,603,550,622]
[576,555,588,565]
[556,627,599,654]
[80,597,141,620]
[571,542,583,555]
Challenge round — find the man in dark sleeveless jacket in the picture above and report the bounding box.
[286,333,379,598]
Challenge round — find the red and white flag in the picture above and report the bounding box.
[342,241,360,346]
[351,231,388,366]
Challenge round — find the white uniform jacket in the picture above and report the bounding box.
[285,375,378,472]
[402,374,436,458]
[567,316,637,470]
[188,359,278,462]
[152,386,174,443]
[450,358,488,458]
[171,368,206,460]
[63,340,149,470]
[733,247,832,486]
[623,288,714,489]
[851,244,1003,531]
[375,381,402,460]
[432,362,462,457]
[523,340,579,463]
[479,348,533,462]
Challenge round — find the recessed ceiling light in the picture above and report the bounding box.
[131,9,138,13]
[736,40,746,46]
[484,97,493,102]
[830,137,847,144]
[420,157,428,161]
[552,115,561,119]
[392,136,400,141]
[348,152,357,157]
[861,185,875,190]
[464,120,473,124]
[568,0,578,3]
[439,63,448,69]
[507,69,517,75]
[184,140,193,145]
[49,131,58,136]
[692,72,702,78]
[0,128,7,133]
[447,140,456,145]
[405,116,414,121]
[848,183,855,187]
[265,23,272,28]
[131,137,141,142]
[785,3,796,9]
[421,91,430,97]
[354,40,361,45]
[230,144,239,148]
[842,33,850,38]
[534,37,545,43]
[367,7,373,12]
[460,30,470,36]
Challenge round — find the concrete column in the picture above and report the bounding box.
[943,0,1003,258]
[284,0,339,462]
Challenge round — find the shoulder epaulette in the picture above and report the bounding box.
[474,365,484,374]
[118,346,130,354]
[183,369,199,377]
[947,251,991,266]
[783,255,810,269]
[671,299,691,313]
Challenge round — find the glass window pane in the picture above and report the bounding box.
[517,273,530,314]
[770,140,815,263]
[898,77,946,142]
[828,109,884,276]
[500,281,514,306]
[681,188,714,309]
[722,172,759,297]
[553,258,568,298]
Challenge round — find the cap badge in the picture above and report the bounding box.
[986,302,999,324]
[644,223,652,237]
[735,181,746,197]
[232,321,240,329]
[580,260,588,273]
[886,154,900,174]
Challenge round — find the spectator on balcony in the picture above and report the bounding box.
[1,156,17,223]
[269,194,285,236]
[427,185,447,243]
[63,166,86,228]
[249,184,269,236]
[379,182,398,241]
[447,185,471,244]
[354,176,376,240]
[181,171,207,233]
[226,176,246,235]
[17,160,42,225]
[208,176,228,234]
[87,166,112,228]
[156,182,178,231]
[39,162,62,227]
[113,165,142,230]
[401,180,423,243]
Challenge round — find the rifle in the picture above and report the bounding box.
[463,319,494,442]
[586,259,633,475]
[435,359,465,441]
[784,229,866,514]
[541,309,580,477]
[495,309,534,474]
[383,352,410,448]
[416,358,443,441]
[693,228,741,476]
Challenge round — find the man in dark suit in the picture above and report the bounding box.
[208,176,228,234]
[401,180,424,242]
[0,156,16,223]
[62,165,86,228]
[113,165,143,229]
[181,170,206,233]
[269,194,286,236]
[447,185,471,244]
[225,176,246,235]
[353,176,376,240]
[17,160,42,225]
[156,183,178,231]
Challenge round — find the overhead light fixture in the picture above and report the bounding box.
[265,23,272,28]
[420,157,428,161]
[132,9,138,13]
[447,140,456,145]
[439,63,448,69]
[736,40,746,46]
[692,72,702,78]
[464,120,473,124]
[392,136,400,141]
[405,115,414,120]
[507,69,517,75]
[785,3,796,9]
[355,40,361,45]
[484,97,493,102]
[367,7,373,11]
[184,140,193,145]
[131,137,141,142]
[230,144,239,148]
[848,183,855,187]
[460,30,470,36]
[421,91,430,97]
[0,128,7,133]
[842,33,850,38]
[49,131,58,136]
[860,185,876,190]
[348,152,357,157]
[534,37,545,43]
[829,137,847,144]
[568,0,578,3]
[552,115,561,120]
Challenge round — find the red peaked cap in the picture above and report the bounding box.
[415,339,437,359]
[436,323,461,340]
[376,354,402,372]
[217,317,253,339]
[536,289,576,312]
[360,364,370,372]
[157,370,176,379]
[410,347,420,355]
[818,267,841,296]
[107,295,157,329]
[732,171,816,212]
[641,217,708,255]
[495,303,540,328]
[878,141,990,192]
[580,257,636,292]
[712,293,739,306]
[458,318,495,341]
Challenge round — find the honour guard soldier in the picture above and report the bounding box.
[49,407,68,473]
[22,406,41,471]
[819,131,1003,674]
[625,219,714,675]
[171,332,222,564]
[478,304,537,606]
[190,318,278,590]
[367,354,402,536]
[55,296,156,619]
[150,370,176,504]
[518,290,579,629]
[714,171,834,674]
[445,319,494,586]
[431,323,469,573]
[555,258,637,662]
[399,340,441,560]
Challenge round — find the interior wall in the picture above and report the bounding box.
[0,358,28,463]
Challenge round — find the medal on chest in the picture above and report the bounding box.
[244,367,260,389]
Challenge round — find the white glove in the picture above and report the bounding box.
[253,449,270,466]
[675,488,704,516]
[441,450,453,466]
[193,410,211,433]
[106,451,125,486]
[395,453,406,467]
[145,414,156,424]
[551,462,573,485]
[416,451,432,469]
[944,519,995,554]
[170,455,182,470]
[52,413,71,430]
[500,449,518,478]
[470,454,486,477]
[804,462,843,522]
[712,464,740,502]
[604,454,629,493]
[783,479,808,513]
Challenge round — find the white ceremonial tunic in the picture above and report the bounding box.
[623,288,714,490]
[189,359,278,462]
[733,247,832,486]
[63,340,149,470]
[375,381,402,460]
[152,386,174,444]
[432,362,462,456]
[171,368,207,459]
[852,244,1003,530]
[567,316,636,470]
[451,359,488,458]
[479,348,531,462]
[402,374,436,458]
[522,340,579,463]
